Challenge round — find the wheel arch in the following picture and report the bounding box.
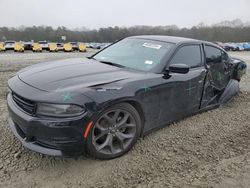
[126,100,145,136]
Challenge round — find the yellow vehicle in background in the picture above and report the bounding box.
[63,43,73,52]
[0,42,5,52]
[32,43,42,52]
[78,43,87,52]
[14,42,24,52]
[49,43,58,52]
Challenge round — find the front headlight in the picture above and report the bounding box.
[36,103,85,117]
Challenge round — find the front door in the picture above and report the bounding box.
[158,44,206,125]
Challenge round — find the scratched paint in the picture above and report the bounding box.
[217,72,224,81]
[140,83,151,92]
[62,93,72,102]
[185,81,196,96]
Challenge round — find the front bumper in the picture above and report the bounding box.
[7,93,90,157]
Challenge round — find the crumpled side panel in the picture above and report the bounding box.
[219,79,239,104]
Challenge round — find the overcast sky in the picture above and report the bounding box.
[0,0,249,29]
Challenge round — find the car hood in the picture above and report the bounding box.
[18,58,141,92]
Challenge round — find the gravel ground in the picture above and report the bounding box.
[0,51,249,188]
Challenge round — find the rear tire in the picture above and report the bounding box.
[86,103,142,159]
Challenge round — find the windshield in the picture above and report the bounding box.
[93,38,173,71]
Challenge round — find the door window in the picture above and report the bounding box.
[170,45,202,68]
[205,46,222,64]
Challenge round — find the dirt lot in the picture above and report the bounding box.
[0,51,249,188]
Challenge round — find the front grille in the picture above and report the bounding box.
[12,93,36,115]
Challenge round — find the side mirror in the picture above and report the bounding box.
[168,64,190,74]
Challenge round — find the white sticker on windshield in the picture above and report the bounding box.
[145,60,154,65]
[143,43,162,49]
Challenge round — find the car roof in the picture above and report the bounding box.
[5,41,15,43]
[129,35,208,44]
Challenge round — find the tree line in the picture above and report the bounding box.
[0,25,250,43]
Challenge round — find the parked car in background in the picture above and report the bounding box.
[235,43,244,51]
[0,42,6,51]
[88,43,94,48]
[241,43,250,51]
[22,41,33,51]
[227,43,237,51]
[70,42,79,51]
[48,43,58,52]
[99,43,111,49]
[213,42,232,51]
[223,43,234,51]
[213,41,226,50]
[78,43,87,52]
[4,41,16,50]
[32,43,42,52]
[89,43,101,49]
[225,43,243,51]
[85,43,91,48]
[57,43,64,51]
[38,41,49,51]
[64,42,73,52]
[14,42,24,52]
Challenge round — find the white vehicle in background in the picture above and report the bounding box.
[4,41,16,50]
[69,42,79,51]
[85,43,90,48]
[38,41,49,51]
[57,43,64,51]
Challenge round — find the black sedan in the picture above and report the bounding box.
[7,36,247,159]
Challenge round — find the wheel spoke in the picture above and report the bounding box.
[116,137,125,150]
[97,134,112,151]
[115,132,134,151]
[117,113,130,127]
[116,132,134,142]
[104,114,113,124]
[118,123,135,129]
[95,122,106,132]
[113,110,121,122]
[107,135,116,154]
[94,130,108,142]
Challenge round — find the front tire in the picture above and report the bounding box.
[86,103,142,159]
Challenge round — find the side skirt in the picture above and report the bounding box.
[142,103,220,137]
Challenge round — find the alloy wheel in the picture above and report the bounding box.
[92,109,137,155]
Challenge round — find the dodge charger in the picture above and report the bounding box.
[7,36,247,159]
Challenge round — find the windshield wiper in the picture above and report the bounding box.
[98,60,125,68]
[89,57,125,68]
